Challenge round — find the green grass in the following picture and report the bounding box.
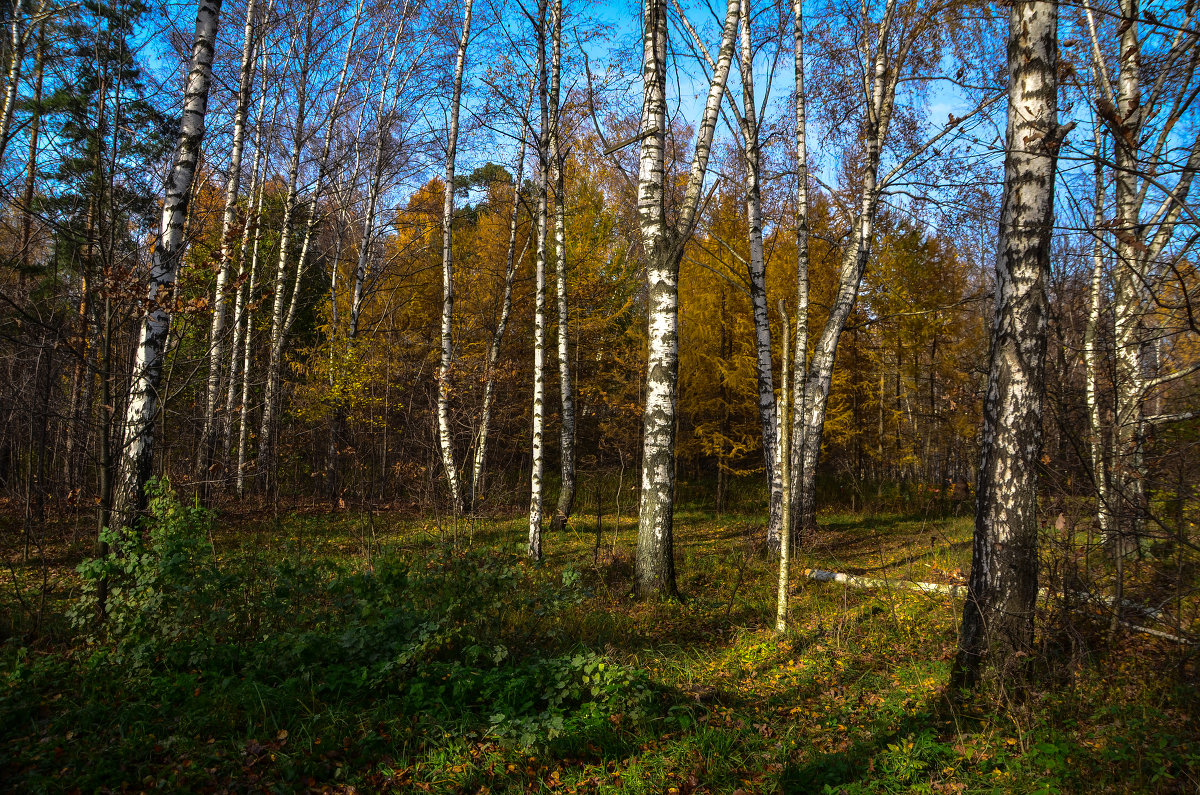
[0,487,1196,793]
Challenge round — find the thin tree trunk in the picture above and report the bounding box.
[258,1,362,494]
[198,0,259,499]
[348,13,410,337]
[795,0,898,540]
[952,0,1064,689]
[529,0,550,559]
[235,180,266,498]
[17,23,42,285]
[736,0,782,548]
[789,0,809,549]
[95,297,113,616]
[550,0,576,534]
[776,301,792,633]
[1085,125,1112,543]
[437,0,475,515]
[1109,0,1145,554]
[470,118,528,511]
[223,75,272,471]
[1079,0,1200,556]
[333,21,408,502]
[112,0,223,529]
[256,61,308,493]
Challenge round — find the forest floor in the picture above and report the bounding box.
[0,489,1197,793]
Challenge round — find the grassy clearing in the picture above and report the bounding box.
[0,489,1196,793]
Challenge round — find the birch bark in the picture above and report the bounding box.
[223,69,274,473]
[258,2,361,492]
[550,0,577,534]
[0,0,26,166]
[470,117,528,511]
[794,0,896,539]
[776,302,792,633]
[437,0,475,515]
[634,0,739,596]
[669,0,781,546]
[953,0,1063,688]
[1085,126,1112,542]
[529,0,550,560]
[235,165,268,497]
[736,0,782,548]
[1078,0,1200,554]
[112,0,223,528]
[198,0,260,496]
[789,0,810,549]
[1110,0,1146,554]
[255,23,311,492]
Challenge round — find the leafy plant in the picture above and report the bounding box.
[70,478,223,667]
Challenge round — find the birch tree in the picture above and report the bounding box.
[734,0,783,548]
[1079,0,1200,554]
[792,0,1002,538]
[1084,123,1112,543]
[952,0,1066,688]
[789,0,810,550]
[253,11,314,491]
[234,86,280,497]
[112,0,223,527]
[470,110,529,512]
[776,302,792,632]
[634,0,739,596]
[672,0,784,547]
[549,0,577,535]
[529,0,551,559]
[197,0,262,498]
[436,0,475,514]
[223,52,276,479]
[257,0,362,492]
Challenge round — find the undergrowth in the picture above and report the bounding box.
[0,486,1196,793]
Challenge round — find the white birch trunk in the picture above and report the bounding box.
[1085,126,1112,542]
[0,0,27,166]
[222,71,273,470]
[953,0,1063,687]
[256,55,309,491]
[776,301,792,633]
[470,121,528,511]
[1110,0,1145,554]
[795,0,898,538]
[258,4,361,491]
[529,0,550,560]
[235,175,267,498]
[436,0,474,515]
[789,0,810,549]
[736,0,782,548]
[550,0,576,534]
[198,0,259,492]
[634,0,739,596]
[113,0,223,528]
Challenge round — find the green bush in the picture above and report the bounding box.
[70,479,225,667]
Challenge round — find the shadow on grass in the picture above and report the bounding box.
[779,703,958,793]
